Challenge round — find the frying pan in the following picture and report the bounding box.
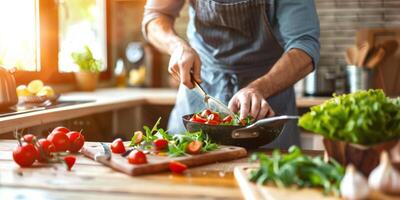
[182,114,299,149]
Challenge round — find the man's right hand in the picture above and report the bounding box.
[168,42,202,89]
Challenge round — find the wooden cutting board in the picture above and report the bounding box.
[82,142,247,176]
[234,167,399,200]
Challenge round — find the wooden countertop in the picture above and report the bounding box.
[0,88,328,134]
[0,140,323,200]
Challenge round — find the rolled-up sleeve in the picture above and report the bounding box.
[142,0,185,40]
[274,0,320,67]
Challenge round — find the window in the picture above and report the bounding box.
[0,0,39,71]
[0,0,109,84]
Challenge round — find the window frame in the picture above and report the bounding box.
[15,0,111,85]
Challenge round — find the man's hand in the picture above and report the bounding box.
[228,87,275,120]
[168,42,202,89]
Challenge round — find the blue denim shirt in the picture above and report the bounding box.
[143,0,320,66]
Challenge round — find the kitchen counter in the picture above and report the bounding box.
[0,140,314,200]
[0,88,328,134]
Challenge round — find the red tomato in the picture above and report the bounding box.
[66,131,85,153]
[52,126,70,134]
[133,131,143,144]
[127,150,147,165]
[36,139,56,163]
[169,161,187,174]
[13,143,37,167]
[222,115,233,123]
[47,131,70,152]
[22,134,36,144]
[63,155,76,171]
[201,109,212,118]
[153,138,168,151]
[186,140,203,154]
[192,114,207,123]
[205,120,219,125]
[207,113,220,122]
[110,138,126,154]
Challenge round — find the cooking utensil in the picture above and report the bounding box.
[303,67,338,97]
[346,65,373,93]
[357,42,371,67]
[346,46,359,65]
[191,76,235,117]
[0,67,18,110]
[182,114,298,148]
[365,47,386,69]
[82,143,247,176]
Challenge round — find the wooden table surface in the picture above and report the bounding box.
[0,140,323,200]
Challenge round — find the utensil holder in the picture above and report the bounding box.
[346,65,373,93]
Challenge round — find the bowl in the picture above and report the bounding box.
[182,114,284,149]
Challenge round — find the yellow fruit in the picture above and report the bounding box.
[27,80,44,94]
[16,85,32,97]
[36,86,55,97]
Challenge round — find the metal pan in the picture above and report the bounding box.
[182,114,298,149]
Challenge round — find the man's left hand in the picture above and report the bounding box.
[228,87,275,120]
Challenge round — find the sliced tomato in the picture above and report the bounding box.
[63,155,76,171]
[169,161,187,174]
[222,115,233,123]
[127,150,147,165]
[186,140,202,154]
[191,114,207,123]
[153,138,169,151]
[200,109,212,118]
[110,138,126,154]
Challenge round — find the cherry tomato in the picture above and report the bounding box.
[153,138,168,151]
[47,131,70,152]
[22,134,36,144]
[13,143,37,167]
[205,120,219,125]
[169,161,187,174]
[186,140,203,154]
[66,131,85,153]
[127,150,147,165]
[110,138,126,154]
[201,109,212,118]
[52,126,70,134]
[133,131,143,144]
[63,155,76,171]
[36,139,56,163]
[222,115,233,123]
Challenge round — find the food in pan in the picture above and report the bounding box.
[189,109,253,126]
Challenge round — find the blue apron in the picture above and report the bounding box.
[168,0,300,149]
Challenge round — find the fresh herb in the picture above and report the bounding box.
[71,45,102,73]
[249,146,344,196]
[299,89,400,145]
[129,118,218,156]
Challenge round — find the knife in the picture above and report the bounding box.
[94,143,111,163]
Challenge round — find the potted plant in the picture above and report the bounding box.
[299,90,400,175]
[71,46,102,91]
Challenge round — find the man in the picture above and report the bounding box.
[142,0,320,148]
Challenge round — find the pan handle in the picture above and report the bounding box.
[248,115,299,129]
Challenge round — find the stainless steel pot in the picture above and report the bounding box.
[303,67,337,96]
[0,67,18,110]
[346,65,373,93]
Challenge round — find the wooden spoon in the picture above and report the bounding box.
[365,47,386,69]
[346,46,358,65]
[357,42,371,67]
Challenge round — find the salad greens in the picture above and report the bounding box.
[249,146,344,196]
[299,89,400,145]
[129,118,218,156]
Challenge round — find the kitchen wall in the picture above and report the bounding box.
[110,0,400,88]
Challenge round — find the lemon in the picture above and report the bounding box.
[27,80,44,94]
[16,85,32,97]
[36,86,55,97]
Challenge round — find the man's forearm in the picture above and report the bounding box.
[247,49,313,98]
[146,16,188,55]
